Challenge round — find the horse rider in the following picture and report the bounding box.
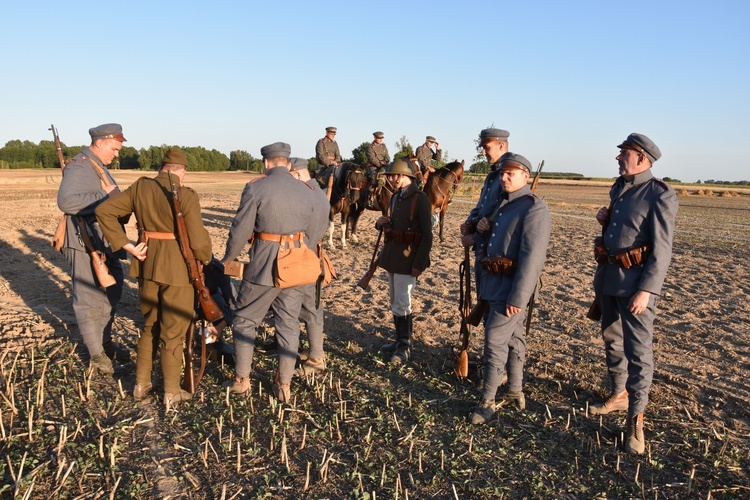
[414,135,442,186]
[366,131,390,208]
[315,126,342,190]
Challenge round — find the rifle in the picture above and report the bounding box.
[356,229,383,290]
[75,216,117,288]
[167,172,222,393]
[454,246,472,377]
[523,160,545,337]
[50,125,68,251]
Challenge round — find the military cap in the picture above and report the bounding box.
[386,158,417,178]
[89,123,126,142]
[498,152,531,174]
[325,126,337,133]
[162,146,189,167]
[426,135,436,142]
[290,157,309,171]
[617,133,661,163]
[373,131,384,138]
[260,142,291,159]
[479,128,510,145]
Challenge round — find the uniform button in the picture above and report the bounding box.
[608,234,613,238]
[491,233,495,237]
[619,198,623,201]
[615,210,619,214]
[612,222,617,226]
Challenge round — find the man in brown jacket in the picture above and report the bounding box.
[96,147,213,408]
[375,158,433,364]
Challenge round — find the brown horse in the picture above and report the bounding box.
[424,160,465,241]
[323,162,369,249]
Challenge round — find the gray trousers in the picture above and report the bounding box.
[482,302,526,400]
[233,280,303,384]
[600,294,657,416]
[65,248,123,357]
[297,283,324,359]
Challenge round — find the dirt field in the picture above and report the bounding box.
[1,169,748,498]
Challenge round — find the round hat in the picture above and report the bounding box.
[386,158,417,178]
[162,146,189,167]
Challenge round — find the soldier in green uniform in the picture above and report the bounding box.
[315,126,342,189]
[375,158,433,364]
[96,147,213,407]
[414,135,442,184]
[365,131,390,207]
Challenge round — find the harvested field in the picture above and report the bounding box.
[0,170,748,498]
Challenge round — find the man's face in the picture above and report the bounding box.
[500,168,529,193]
[481,140,504,164]
[326,131,336,140]
[616,148,649,179]
[94,139,123,166]
[386,173,406,189]
[426,140,434,148]
[374,137,384,144]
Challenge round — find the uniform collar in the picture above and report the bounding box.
[618,168,654,188]
[505,184,531,202]
[399,182,419,198]
[81,147,103,166]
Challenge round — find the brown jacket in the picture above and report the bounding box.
[378,182,433,275]
[96,171,212,286]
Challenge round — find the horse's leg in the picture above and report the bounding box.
[350,206,360,243]
[340,208,348,248]
[439,206,446,242]
[327,207,336,249]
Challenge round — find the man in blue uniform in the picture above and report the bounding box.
[590,133,678,455]
[466,153,551,425]
[222,143,329,402]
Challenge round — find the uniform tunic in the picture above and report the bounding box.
[223,167,329,383]
[96,171,212,393]
[315,137,342,167]
[479,185,551,398]
[593,169,678,416]
[366,142,390,169]
[378,182,433,315]
[414,144,442,174]
[57,147,124,357]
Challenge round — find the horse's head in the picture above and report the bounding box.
[343,162,368,204]
[441,160,465,186]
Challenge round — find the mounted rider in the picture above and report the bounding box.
[414,135,442,187]
[314,126,342,191]
[366,131,390,208]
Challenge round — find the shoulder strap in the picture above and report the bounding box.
[82,156,112,188]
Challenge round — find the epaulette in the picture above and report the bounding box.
[526,193,538,204]
[247,175,268,185]
[652,178,671,191]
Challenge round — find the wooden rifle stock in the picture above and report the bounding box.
[357,229,383,290]
[50,124,67,171]
[50,125,68,251]
[454,247,473,377]
[75,216,117,288]
[168,172,223,323]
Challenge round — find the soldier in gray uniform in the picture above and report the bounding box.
[589,133,678,455]
[57,123,130,376]
[222,143,329,402]
[467,153,551,425]
[288,157,330,376]
[315,126,342,189]
[414,135,442,182]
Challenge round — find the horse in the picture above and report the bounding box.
[322,162,370,249]
[423,160,465,241]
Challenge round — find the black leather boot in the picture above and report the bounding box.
[390,313,412,365]
[380,315,402,354]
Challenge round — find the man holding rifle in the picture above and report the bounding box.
[96,147,213,407]
[375,158,433,365]
[589,133,678,454]
[465,153,551,425]
[57,123,130,377]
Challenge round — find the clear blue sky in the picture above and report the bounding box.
[2,1,748,182]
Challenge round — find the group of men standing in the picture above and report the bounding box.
[56,122,677,455]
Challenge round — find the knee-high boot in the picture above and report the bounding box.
[380,315,403,353]
[390,313,412,365]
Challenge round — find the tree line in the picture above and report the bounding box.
[0,135,451,173]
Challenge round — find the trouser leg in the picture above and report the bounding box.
[67,248,122,357]
[600,294,628,394]
[233,281,280,379]
[506,311,526,393]
[157,284,194,395]
[621,296,657,416]
[481,303,515,401]
[272,287,304,384]
[298,283,324,359]
[137,280,159,386]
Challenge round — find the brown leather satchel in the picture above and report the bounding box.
[318,244,337,285]
[274,239,321,288]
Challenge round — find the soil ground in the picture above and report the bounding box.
[0,170,748,498]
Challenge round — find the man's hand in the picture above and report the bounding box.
[476,217,491,233]
[411,268,421,277]
[596,206,609,226]
[628,290,651,315]
[461,234,474,247]
[105,185,120,195]
[123,242,148,261]
[460,221,474,235]
[506,304,521,316]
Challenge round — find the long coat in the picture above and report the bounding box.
[378,182,433,275]
[95,171,213,286]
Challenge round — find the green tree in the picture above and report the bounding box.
[393,135,413,159]
[469,161,491,174]
[230,150,254,171]
[351,142,370,166]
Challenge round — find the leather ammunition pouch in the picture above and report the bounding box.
[254,231,321,288]
[594,238,651,270]
[480,255,518,275]
[384,229,423,245]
